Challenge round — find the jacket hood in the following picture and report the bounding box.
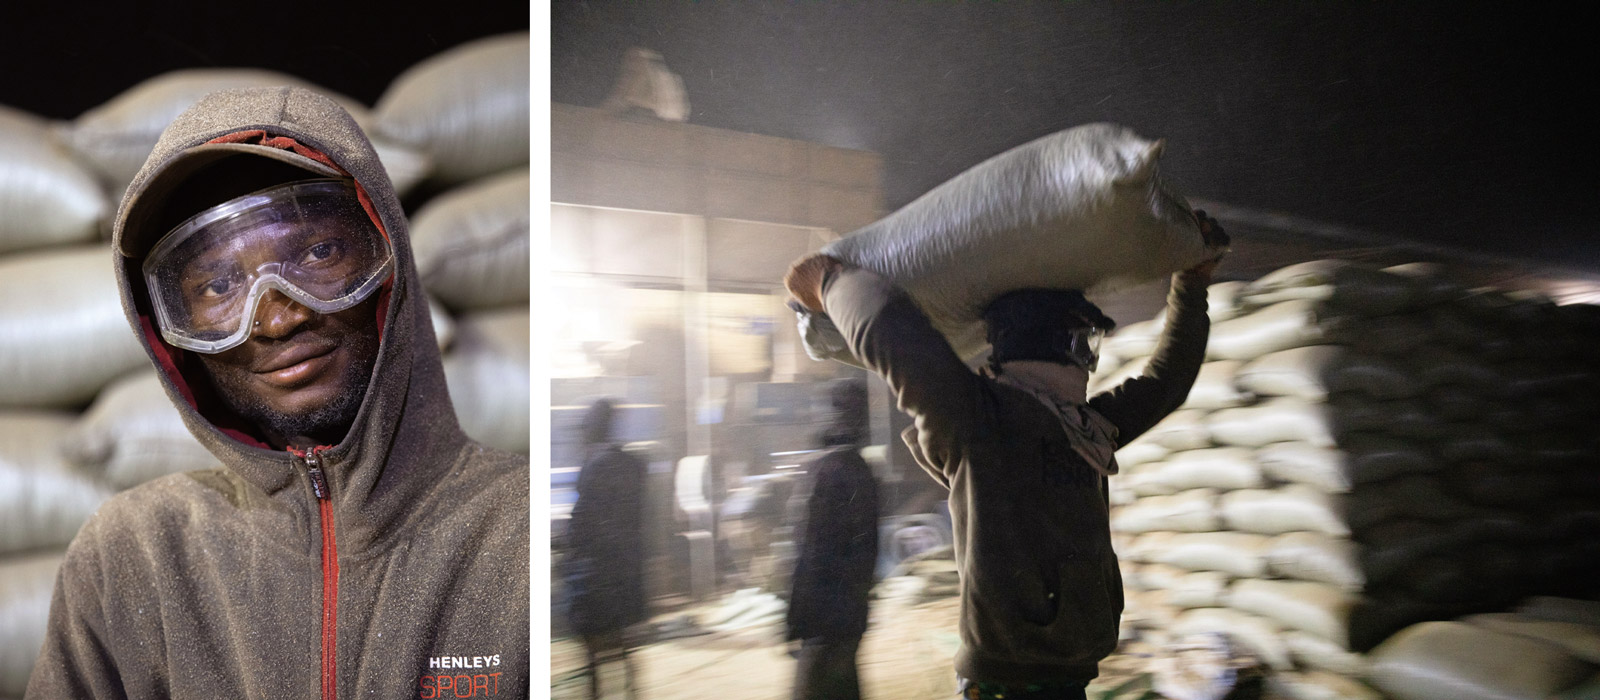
[111,86,469,549]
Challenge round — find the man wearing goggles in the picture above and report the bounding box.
[785,213,1227,700]
[29,87,529,698]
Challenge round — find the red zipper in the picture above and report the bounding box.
[298,448,339,700]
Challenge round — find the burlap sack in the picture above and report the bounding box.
[0,245,148,408]
[442,306,530,453]
[1,412,114,555]
[1220,485,1350,537]
[1228,578,1356,646]
[1143,531,1271,579]
[374,33,530,186]
[0,551,65,696]
[60,370,218,490]
[1256,442,1352,494]
[0,105,106,255]
[1111,488,1221,534]
[1181,360,1253,410]
[1170,607,1292,670]
[1207,398,1337,448]
[409,169,529,312]
[1368,621,1594,700]
[1206,300,1342,361]
[1239,260,1422,316]
[1270,670,1383,700]
[819,122,1214,363]
[1264,532,1364,591]
[1154,447,1265,492]
[59,68,430,197]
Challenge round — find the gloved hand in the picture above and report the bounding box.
[788,300,868,369]
[783,253,846,314]
[1184,209,1229,281]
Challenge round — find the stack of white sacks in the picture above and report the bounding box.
[1097,260,1600,700]
[0,33,528,695]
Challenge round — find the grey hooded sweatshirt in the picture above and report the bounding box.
[26,87,530,699]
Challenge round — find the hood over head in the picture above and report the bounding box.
[112,86,468,546]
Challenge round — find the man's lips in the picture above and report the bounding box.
[253,345,338,386]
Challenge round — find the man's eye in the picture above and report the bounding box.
[301,240,344,266]
[198,278,234,298]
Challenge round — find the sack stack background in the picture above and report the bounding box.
[1098,259,1600,699]
[0,32,528,695]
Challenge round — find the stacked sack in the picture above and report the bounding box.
[1098,260,1600,699]
[0,33,528,695]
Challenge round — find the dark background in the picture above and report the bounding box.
[550,2,1594,269]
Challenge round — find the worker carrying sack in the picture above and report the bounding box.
[791,122,1222,364]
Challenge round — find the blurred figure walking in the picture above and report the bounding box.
[565,398,649,699]
[786,378,880,700]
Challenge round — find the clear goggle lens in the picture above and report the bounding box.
[142,179,392,354]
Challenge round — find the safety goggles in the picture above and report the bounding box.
[142,178,393,354]
[1057,326,1105,372]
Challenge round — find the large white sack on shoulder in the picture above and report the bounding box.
[1270,670,1383,700]
[0,245,148,408]
[0,550,65,697]
[1235,346,1421,402]
[1182,360,1253,410]
[1265,532,1364,591]
[1157,447,1264,492]
[1284,632,1373,678]
[1367,621,1594,700]
[1256,442,1352,494]
[1146,531,1271,578]
[1228,578,1356,647]
[0,105,107,255]
[0,412,114,555]
[1170,607,1292,670]
[1144,408,1213,450]
[60,371,218,490]
[1207,398,1336,448]
[443,307,529,453]
[1115,439,1169,468]
[1111,488,1220,534]
[1240,260,1422,316]
[1220,485,1350,537]
[374,33,529,186]
[60,69,376,193]
[410,169,529,311]
[1206,299,1345,361]
[820,123,1212,363]
[1462,613,1600,665]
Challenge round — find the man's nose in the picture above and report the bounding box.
[252,289,315,337]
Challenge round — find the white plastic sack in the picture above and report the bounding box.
[443,307,530,453]
[1143,531,1271,579]
[0,551,65,697]
[1515,597,1600,630]
[1170,607,1292,670]
[1235,346,1420,402]
[1103,318,1164,360]
[409,169,529,312]
[427,295,456,351]
[1155,448,1265,492]
[1122,462,1182,498]
[0,105,107,255]
[819,122,1214,363]
[1228,578,1356,647]
[1207,280,1247,322]
[1283,633,1372,679]
[1111,488,1221,534]
[1463,614,1600,665]
[1264,532,1364,591]
[1220,485,1350,537]
[1239,260,1422,316]
[1145,409,1214,451]
[1207,398,1336,448]
[1115,439,1170,468]
[61,371,218,490]
[1139,565,1230,609]
[1181,360,1253,410]
[374,33,530,185]
[0,245,149,408]
[1367,621,1594,700]
[1,411,114,555]
[1206,300,1341,361]
[1255,442,1352,494]
[1090,355,1150,396]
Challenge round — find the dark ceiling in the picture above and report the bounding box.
[551,2,1595,270]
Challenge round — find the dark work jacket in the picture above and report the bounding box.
[27,87,529,699]
[786,444,879,642]
[565,443,649,636]
[819,266,1208,685]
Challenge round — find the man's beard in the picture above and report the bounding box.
[205,332,380,445]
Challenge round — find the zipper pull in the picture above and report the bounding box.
[303,450,329,501]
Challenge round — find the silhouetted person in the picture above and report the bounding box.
[566,398,649,699]
[787,378,880,700]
